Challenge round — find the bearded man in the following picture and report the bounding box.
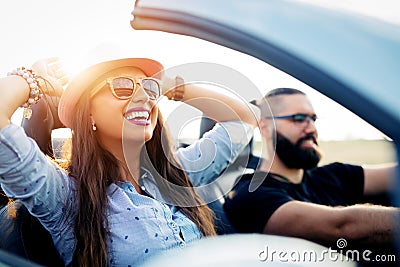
[224,88,398,256]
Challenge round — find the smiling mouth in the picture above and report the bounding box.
[300,136,318,148]
[124,111,150,125]
[302,139,315,146]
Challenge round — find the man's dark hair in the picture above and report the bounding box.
[250,88,306,117]
[265,87,305,98]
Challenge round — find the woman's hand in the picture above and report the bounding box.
[31,58,69,97]
[29,58,69,129]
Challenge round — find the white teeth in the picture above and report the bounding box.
[302,140,316,147]
[126,111,149,120]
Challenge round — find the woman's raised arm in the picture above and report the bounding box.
[163,75,260,128]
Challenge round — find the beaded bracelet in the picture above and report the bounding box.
[7,67,43,119]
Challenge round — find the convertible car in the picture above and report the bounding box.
[0,0,398,266]
[130,0,399,266]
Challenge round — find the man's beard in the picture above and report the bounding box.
[274,132,322,169]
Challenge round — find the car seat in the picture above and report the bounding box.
[198,118,259,235]
[0,202,64,267]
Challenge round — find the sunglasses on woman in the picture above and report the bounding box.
[92,76,161,100]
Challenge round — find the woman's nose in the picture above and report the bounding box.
[131,83,150,102]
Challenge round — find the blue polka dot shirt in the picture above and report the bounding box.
[0,122,252,266]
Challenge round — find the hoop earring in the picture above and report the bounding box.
[92,122,97,131]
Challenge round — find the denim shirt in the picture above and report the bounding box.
[0,121,252,266]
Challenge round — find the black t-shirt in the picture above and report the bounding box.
[224,162,364,233]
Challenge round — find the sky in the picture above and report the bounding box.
[1,0,398,141]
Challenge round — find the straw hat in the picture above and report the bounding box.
[58,58,163,128]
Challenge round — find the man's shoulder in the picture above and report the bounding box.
[234,170,270,184]
[232,170,282,194]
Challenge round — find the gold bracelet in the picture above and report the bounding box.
[8,67,42,119]
[171,75,185,101]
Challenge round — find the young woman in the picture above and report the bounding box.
[0,58,258,266]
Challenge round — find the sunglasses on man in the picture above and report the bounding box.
[265,113,317,125]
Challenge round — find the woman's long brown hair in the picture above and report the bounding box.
[66,92,216,266]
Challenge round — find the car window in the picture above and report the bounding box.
[150,42,396,168]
